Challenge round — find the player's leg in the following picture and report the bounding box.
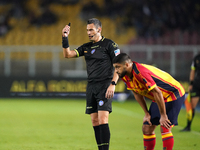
[143,101,159,150]
[143,94,184,150]
[160,125,174,150]
[142,125,157,150]
[162,94,185,150]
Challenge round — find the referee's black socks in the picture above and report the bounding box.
[187,109,195,129]
[93,124,110,150]
[100,123,110,150]
[93,125,102,150]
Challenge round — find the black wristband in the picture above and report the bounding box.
[62,36,69,48]
[190,81,193,85]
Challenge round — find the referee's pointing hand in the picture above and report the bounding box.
[62,24,70,37]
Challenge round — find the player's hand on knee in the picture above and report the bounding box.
[143,113,152,126]
[160,115,171,129]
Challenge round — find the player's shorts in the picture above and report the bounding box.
[143,94,185,126]
[85,79,112,114]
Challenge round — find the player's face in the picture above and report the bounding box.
[87,23,99,41]
[113,63,127,78]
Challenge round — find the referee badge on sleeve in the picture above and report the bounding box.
[99,100,104,106]
[114,49,120,56]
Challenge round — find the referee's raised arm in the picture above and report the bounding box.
[62,24,77,58]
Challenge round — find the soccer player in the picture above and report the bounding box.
[62,18,120,150]
[113,53,185,150]
[181,53,200,131]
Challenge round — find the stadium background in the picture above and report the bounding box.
[0,0,200,100]
[0,1,200,150]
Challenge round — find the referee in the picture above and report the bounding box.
[181,53,200,131]
[62,18,120,150]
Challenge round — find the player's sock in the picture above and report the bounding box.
[99,123,110,150]
[93,126,102,150]
[143,134,156,150]
[161,126,174,150]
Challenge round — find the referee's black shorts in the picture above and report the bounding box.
[191,80,200,97]
[85,79,112,114]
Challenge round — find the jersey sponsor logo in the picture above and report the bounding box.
[91,49,95,54]
[91,45,99,49]
[114,49,120,56]
[99,100,104,106]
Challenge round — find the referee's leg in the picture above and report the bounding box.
[91,111,110,150]
[91,112,102,150]
[90,80,112,150]
[99,111,110,150]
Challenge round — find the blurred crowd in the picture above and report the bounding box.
[0,0,78,36]
[0,0,200,45]
[81,0,200,45]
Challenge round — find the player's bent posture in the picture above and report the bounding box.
[62,18,120,150]
[181,53,200,131]
[113,53,185,150]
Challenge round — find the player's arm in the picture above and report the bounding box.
[150,86,171,129]
[62,24,77,58]
[132,90,152,125]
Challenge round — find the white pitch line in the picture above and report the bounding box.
[113,106,200,136]
[113,105,144,119]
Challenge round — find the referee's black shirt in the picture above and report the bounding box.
[74,36,120,82]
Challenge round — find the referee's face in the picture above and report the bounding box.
[87,23,100,42]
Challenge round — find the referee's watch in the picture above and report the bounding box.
[111,81,117,85]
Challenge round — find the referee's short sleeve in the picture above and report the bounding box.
[74,45,84,57]
[107,40,120,60]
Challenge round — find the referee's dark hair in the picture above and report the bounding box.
[87,18,102,29]
[113,53,131,64]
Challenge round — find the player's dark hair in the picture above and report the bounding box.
[87,18,102,29]
[113,53,131,64]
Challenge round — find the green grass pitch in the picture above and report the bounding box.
[0,98,199,150]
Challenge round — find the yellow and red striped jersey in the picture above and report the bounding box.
[122,61,185,102]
